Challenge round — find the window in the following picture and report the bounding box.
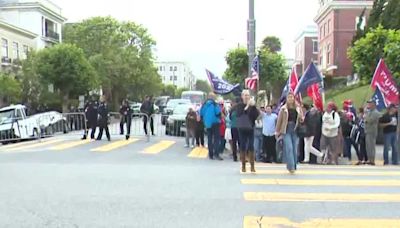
[2,38,8,58]
[22,45,29,59]
[159,66,163,71]
[174,66,177,71]
[327,43,331,65]
[170,76,173,80]
[320,26,323,39]
[323,23,326,37]
[312,40,319,53]
[174,76,177,80]
[12,42,19,59]
[327,19,331,34]
[355,16,366,30]
[170,66,173,71]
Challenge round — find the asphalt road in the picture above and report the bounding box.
[0,132,400,228]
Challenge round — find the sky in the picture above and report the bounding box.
[53,0,320,79]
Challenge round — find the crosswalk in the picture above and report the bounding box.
[0,137,209,159]
[241,164,400,228]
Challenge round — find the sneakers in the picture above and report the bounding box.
[184,144,189,148]
[190,145,195,149]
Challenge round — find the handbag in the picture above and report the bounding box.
[295,123,308,138]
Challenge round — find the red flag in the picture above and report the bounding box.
[290,67,302,103]
[371,59,399,105]
[307,83,323,111]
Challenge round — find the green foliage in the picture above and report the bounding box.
[0,73,21,105]
[63,16,162,109]
[223,47,248,85]
[261,36,282,53]
[326,85,372,109]
[367,0,400,30]
[20,52,42,109]
[35,43,97,111]
[367,0,387,29]
[162,85,178,98]
[348,26,400,82]
[195,79,211,93]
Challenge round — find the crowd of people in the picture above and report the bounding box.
[187,91,399,174]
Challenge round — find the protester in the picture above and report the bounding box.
[310,106,323,164]
[229,98,241,162]
[225,106,233,158]
[96,96,111,141]
[140,96,155,136]
[195,111,205,147]
[254,112,264,162]
[262,105,277,163]
[119,99,132,140]
[200,93,222,160]
[185,107,197,148]
[218,100,227,156]
[303,104,324,163]
[321,102,341,165]
[341,111,356,161]
[364,100,382,165]
[276,92,303,173]
[379,104,398,165]
[236,90,260,172]
[354,108,368,165]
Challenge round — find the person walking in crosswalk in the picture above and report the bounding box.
[96,96,111,141]
[236,90,260,173]
[276,92,303,174]
[185,107,197,148]
[119,99,132,140]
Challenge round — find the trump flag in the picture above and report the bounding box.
[371,59,399,105]
[206,69,240,95]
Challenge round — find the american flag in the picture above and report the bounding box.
[245,56,259,90]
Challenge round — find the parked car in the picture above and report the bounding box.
[161,99,191,125]
[154,96,170,114]
[165,103,193,137]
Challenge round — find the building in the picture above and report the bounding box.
[314,0,373,77]
[294,25,319,76]
[1,19,36,70]
[0,0,66,49]
[156,61,196,89]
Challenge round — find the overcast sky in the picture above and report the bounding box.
[53,0,320,79]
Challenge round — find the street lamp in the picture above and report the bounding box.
[247,0,256,78]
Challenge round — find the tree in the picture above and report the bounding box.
[195,79,211,93]
[367,0,387,29]
[0,73,21,106]
[348,26,400,82]
[381,0,400,29]
[261,36,282,53]
[223,47,248,85]
[162,84,177,98]
[35,44,97,112]
[63,16,162,109]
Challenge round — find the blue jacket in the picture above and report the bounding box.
[200,99,221,129]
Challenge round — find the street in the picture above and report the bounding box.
[0,134,400,228]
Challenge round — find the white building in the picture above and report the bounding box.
[0,0,66,49]
[156,61,196,89]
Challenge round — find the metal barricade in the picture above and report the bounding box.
[62,112,87,135]
[152,114,186,138]
[108,112,150,141]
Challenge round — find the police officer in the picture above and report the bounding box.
[81,96,98,140]
[119,99,132,140]
[96,95,111,141]
[140,95,155,136]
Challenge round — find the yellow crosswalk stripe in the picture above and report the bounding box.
[254,164,397,169]
[243,192,400,202]
[243,216,400,228]
[6,139,65,151]
[51,139,93,151]
[143,140,175,154]
[241,178,400,187]
[0,140,42,150]
[243,169,400,176]
[91,139,139,152]
[188,147,208,158]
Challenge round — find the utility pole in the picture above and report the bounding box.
[247,0,256,78]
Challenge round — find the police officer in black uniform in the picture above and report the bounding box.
[82,96,98,140]
[119,99,132,140]
[96,95,111,141]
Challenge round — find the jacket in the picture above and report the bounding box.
[304,111,319,137]
[364,109,382,135]
[276,105,302,135]
[140,100,154,115]
[322,111,340,137]
[200,99,221,129]
[97,102,109,127]
[236,103,260,129]
[186,111,197,131]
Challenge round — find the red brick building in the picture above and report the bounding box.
[314,0,373,77]
[294,25,319,76]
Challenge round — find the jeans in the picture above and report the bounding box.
[120,116,131,136]
[254,128,263,161]
[383,132,398,165]
[218,138,226,155]
[206,123,220,158]
[238,129,255,152]
[366,132,377,163]
[231,128,239,159]
[357,136,368,162]
[283,122,298,171]
[195,127,205,146]
[263,135,276,162]
[343,137,352,160]
[143,116,154,135]
[185,128,195,146]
